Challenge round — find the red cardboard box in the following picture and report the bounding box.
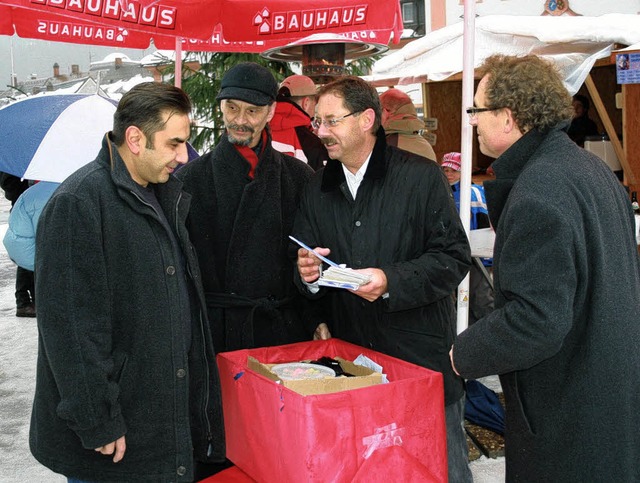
[217,339,447,483]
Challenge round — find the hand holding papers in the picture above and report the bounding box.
[289,236,372,290]
[318,266,373,290]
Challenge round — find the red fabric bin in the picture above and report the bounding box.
[217,338,447,483]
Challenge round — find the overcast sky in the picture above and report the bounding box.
[0,36,152,88]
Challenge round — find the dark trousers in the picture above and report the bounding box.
[15,266,35,308]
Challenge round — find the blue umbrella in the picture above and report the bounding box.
[0,93,118,183]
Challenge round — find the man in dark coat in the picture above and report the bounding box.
[450,55,640,482]
[31,83,224,482]
[177,64,320,476]
[293,76,472,483]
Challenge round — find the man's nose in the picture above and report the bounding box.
[316,121,331,136]
[176,143,189,164]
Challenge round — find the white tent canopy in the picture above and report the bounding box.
[370,13,640,95]
[369,12,640,333]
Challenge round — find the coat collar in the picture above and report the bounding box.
[99,133,187,217]
[320,126,388,192]
[483,126,549,228]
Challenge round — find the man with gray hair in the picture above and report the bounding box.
[177,60,321,382]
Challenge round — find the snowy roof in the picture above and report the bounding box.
[90,53,139,67]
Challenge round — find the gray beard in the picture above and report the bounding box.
[227,133,252,147]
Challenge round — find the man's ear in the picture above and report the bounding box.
[266,102,277,123]
[125,126,144,155]
[503,108,525,137]
[360,108,376,132]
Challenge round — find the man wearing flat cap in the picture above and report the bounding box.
[178,64,321,475]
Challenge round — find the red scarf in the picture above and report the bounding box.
[233,130,268,179]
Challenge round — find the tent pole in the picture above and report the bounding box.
[456,0,476,334]
[175,37,183,88]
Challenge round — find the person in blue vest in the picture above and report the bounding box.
[441,152,489,230]
[3,181,60,272]
[441,152,494,324]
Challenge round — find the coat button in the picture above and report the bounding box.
[166,265,176,275]
[355,220,361,227]
[176,368,186,378]
[177,466,186,476]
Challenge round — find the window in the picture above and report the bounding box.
[402,2,416,24]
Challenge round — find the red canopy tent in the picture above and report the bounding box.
[0,0,403,50]
[1,0,402,87]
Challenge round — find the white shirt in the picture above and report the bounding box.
[342,154,372,199]
[305,152,389,298]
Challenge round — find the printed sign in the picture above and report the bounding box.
[616,53,640,85]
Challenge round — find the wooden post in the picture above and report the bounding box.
[584,74,636,185]
[622,83,640,193]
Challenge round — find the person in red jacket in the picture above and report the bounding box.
[270,74,328,170]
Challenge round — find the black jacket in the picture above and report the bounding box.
[453,127,640,481]
[177,131,317,352]
[31,136,224,482]
[292,131,471,405]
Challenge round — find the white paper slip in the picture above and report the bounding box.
[289,235,372,290]
[317,279,362,290]
[288,235,340,267]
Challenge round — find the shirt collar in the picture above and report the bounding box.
[342,152,372,199]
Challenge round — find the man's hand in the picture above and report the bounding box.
[313,323,332,340]
[349,268,388,302]
[296,247,331,284]
[95,435,126,463]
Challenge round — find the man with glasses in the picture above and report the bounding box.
[292,76,472,482]
[450,54,640,481]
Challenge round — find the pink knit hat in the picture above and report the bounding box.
[441,152,461,171]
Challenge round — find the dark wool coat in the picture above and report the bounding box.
[177,131,317,353]
[453,127,640,482]
[31,136,225,482]
[292,131,471,405]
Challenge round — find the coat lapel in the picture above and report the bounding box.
[484,128,546,228]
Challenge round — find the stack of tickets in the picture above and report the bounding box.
[318,266,372,290]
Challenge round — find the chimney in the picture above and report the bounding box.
[115,57,123,69]
[53,62,60,78]
[71,64,80,76]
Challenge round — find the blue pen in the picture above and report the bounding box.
[288,236,340,268]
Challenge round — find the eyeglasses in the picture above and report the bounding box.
[466,106,501,120]
[312,111,360,130]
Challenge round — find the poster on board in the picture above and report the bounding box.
[616,52,640,84]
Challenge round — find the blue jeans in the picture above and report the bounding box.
[445,396,473,483]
